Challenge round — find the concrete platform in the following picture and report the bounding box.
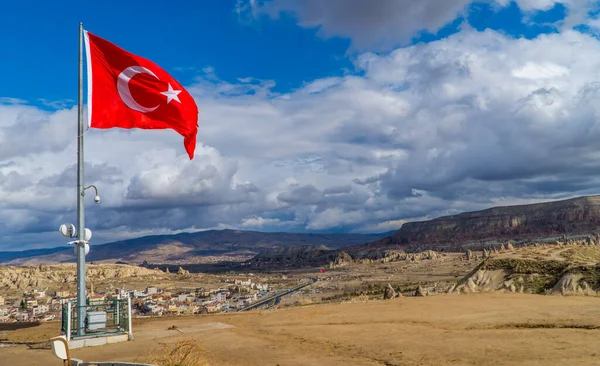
[69,333,129,349]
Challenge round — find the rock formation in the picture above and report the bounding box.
[383,284,397,299]
[372,196,600,251]
[415,286,426,297]
[0,264,165,293]
[483,249,490,259]
[466,250,473,261]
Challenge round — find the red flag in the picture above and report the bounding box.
[84,31,198,159]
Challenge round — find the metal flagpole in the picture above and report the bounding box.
[76,21,87,337]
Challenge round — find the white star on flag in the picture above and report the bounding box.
[160,83,182,104]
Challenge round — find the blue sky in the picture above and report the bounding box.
[0,0,352,103]
[0,1,574,103]
[3,0,600,251]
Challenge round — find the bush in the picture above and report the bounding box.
[150,338,210,366]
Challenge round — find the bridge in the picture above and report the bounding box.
[238,279,316,312]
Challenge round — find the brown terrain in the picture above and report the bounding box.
[3,244,600,365]
[4,196,600,364]
[3,293,600,366]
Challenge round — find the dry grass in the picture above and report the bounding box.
[150,338,210,366]
[561,246,600,263]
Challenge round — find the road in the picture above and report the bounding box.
[238,279,316,312]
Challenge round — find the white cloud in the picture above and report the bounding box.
[239,0,596,51]
[240,216,282,227]
[8,21,600,249]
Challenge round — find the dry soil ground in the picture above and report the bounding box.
[3,293,600,366]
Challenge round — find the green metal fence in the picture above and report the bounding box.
[61,298,131,339]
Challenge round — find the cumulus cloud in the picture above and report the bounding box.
[239,0,595,50]
[7,8,600,250]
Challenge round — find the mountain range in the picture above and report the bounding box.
[4,195,600,266]
[362,195,600,253]
[0,230,392,265]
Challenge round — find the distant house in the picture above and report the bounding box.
[177,294,194,302]
[235,279,252,286]
[15,312,29,322]
[88,293,106,303]
[55,290,69,298]
[210,292,227,303]
[31,304,49,317]
[32,290,46,298]
[253,283,269,291]
[206,304,221,313]
[146,287,158,295]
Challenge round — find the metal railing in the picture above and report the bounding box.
[61,297,133,340]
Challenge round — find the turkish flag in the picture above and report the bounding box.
[84,31,198,159]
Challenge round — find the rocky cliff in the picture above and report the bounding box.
[378,195,600,250]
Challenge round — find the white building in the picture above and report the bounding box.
[15,312,29,322]
[210,292,227,303]
[235,279,252,286]
[146,287,158,295]
[32,289,46,298]
[253,283,269,291]
[32,304,49,317]
[177,294,194,302]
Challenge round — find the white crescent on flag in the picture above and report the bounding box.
[117,66,160,113]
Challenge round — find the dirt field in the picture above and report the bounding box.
[3,293,600,365]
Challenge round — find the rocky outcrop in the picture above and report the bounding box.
[415,286,426,297]
[552,273,597,296]
[453,255,600,296]
[329,251,353,268]
[0,264,165,293]
[466,250,473,261]
[383,284,397,299]
[483,249,491,259]
[375,196,600,251]
[358,250,444,264]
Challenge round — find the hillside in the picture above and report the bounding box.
[0,229,391,265]
[373,195,600,251]
[246,195,600,267]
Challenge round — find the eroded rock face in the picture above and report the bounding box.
[376,196,600,250]
[415,286,426,297]
[552,273,597,296]
[383,284,397,299]
[329,252,353,268]
[466,250,473,261]
[454,253,600,296]
[0,264,164,293]
[483,249,491,259]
